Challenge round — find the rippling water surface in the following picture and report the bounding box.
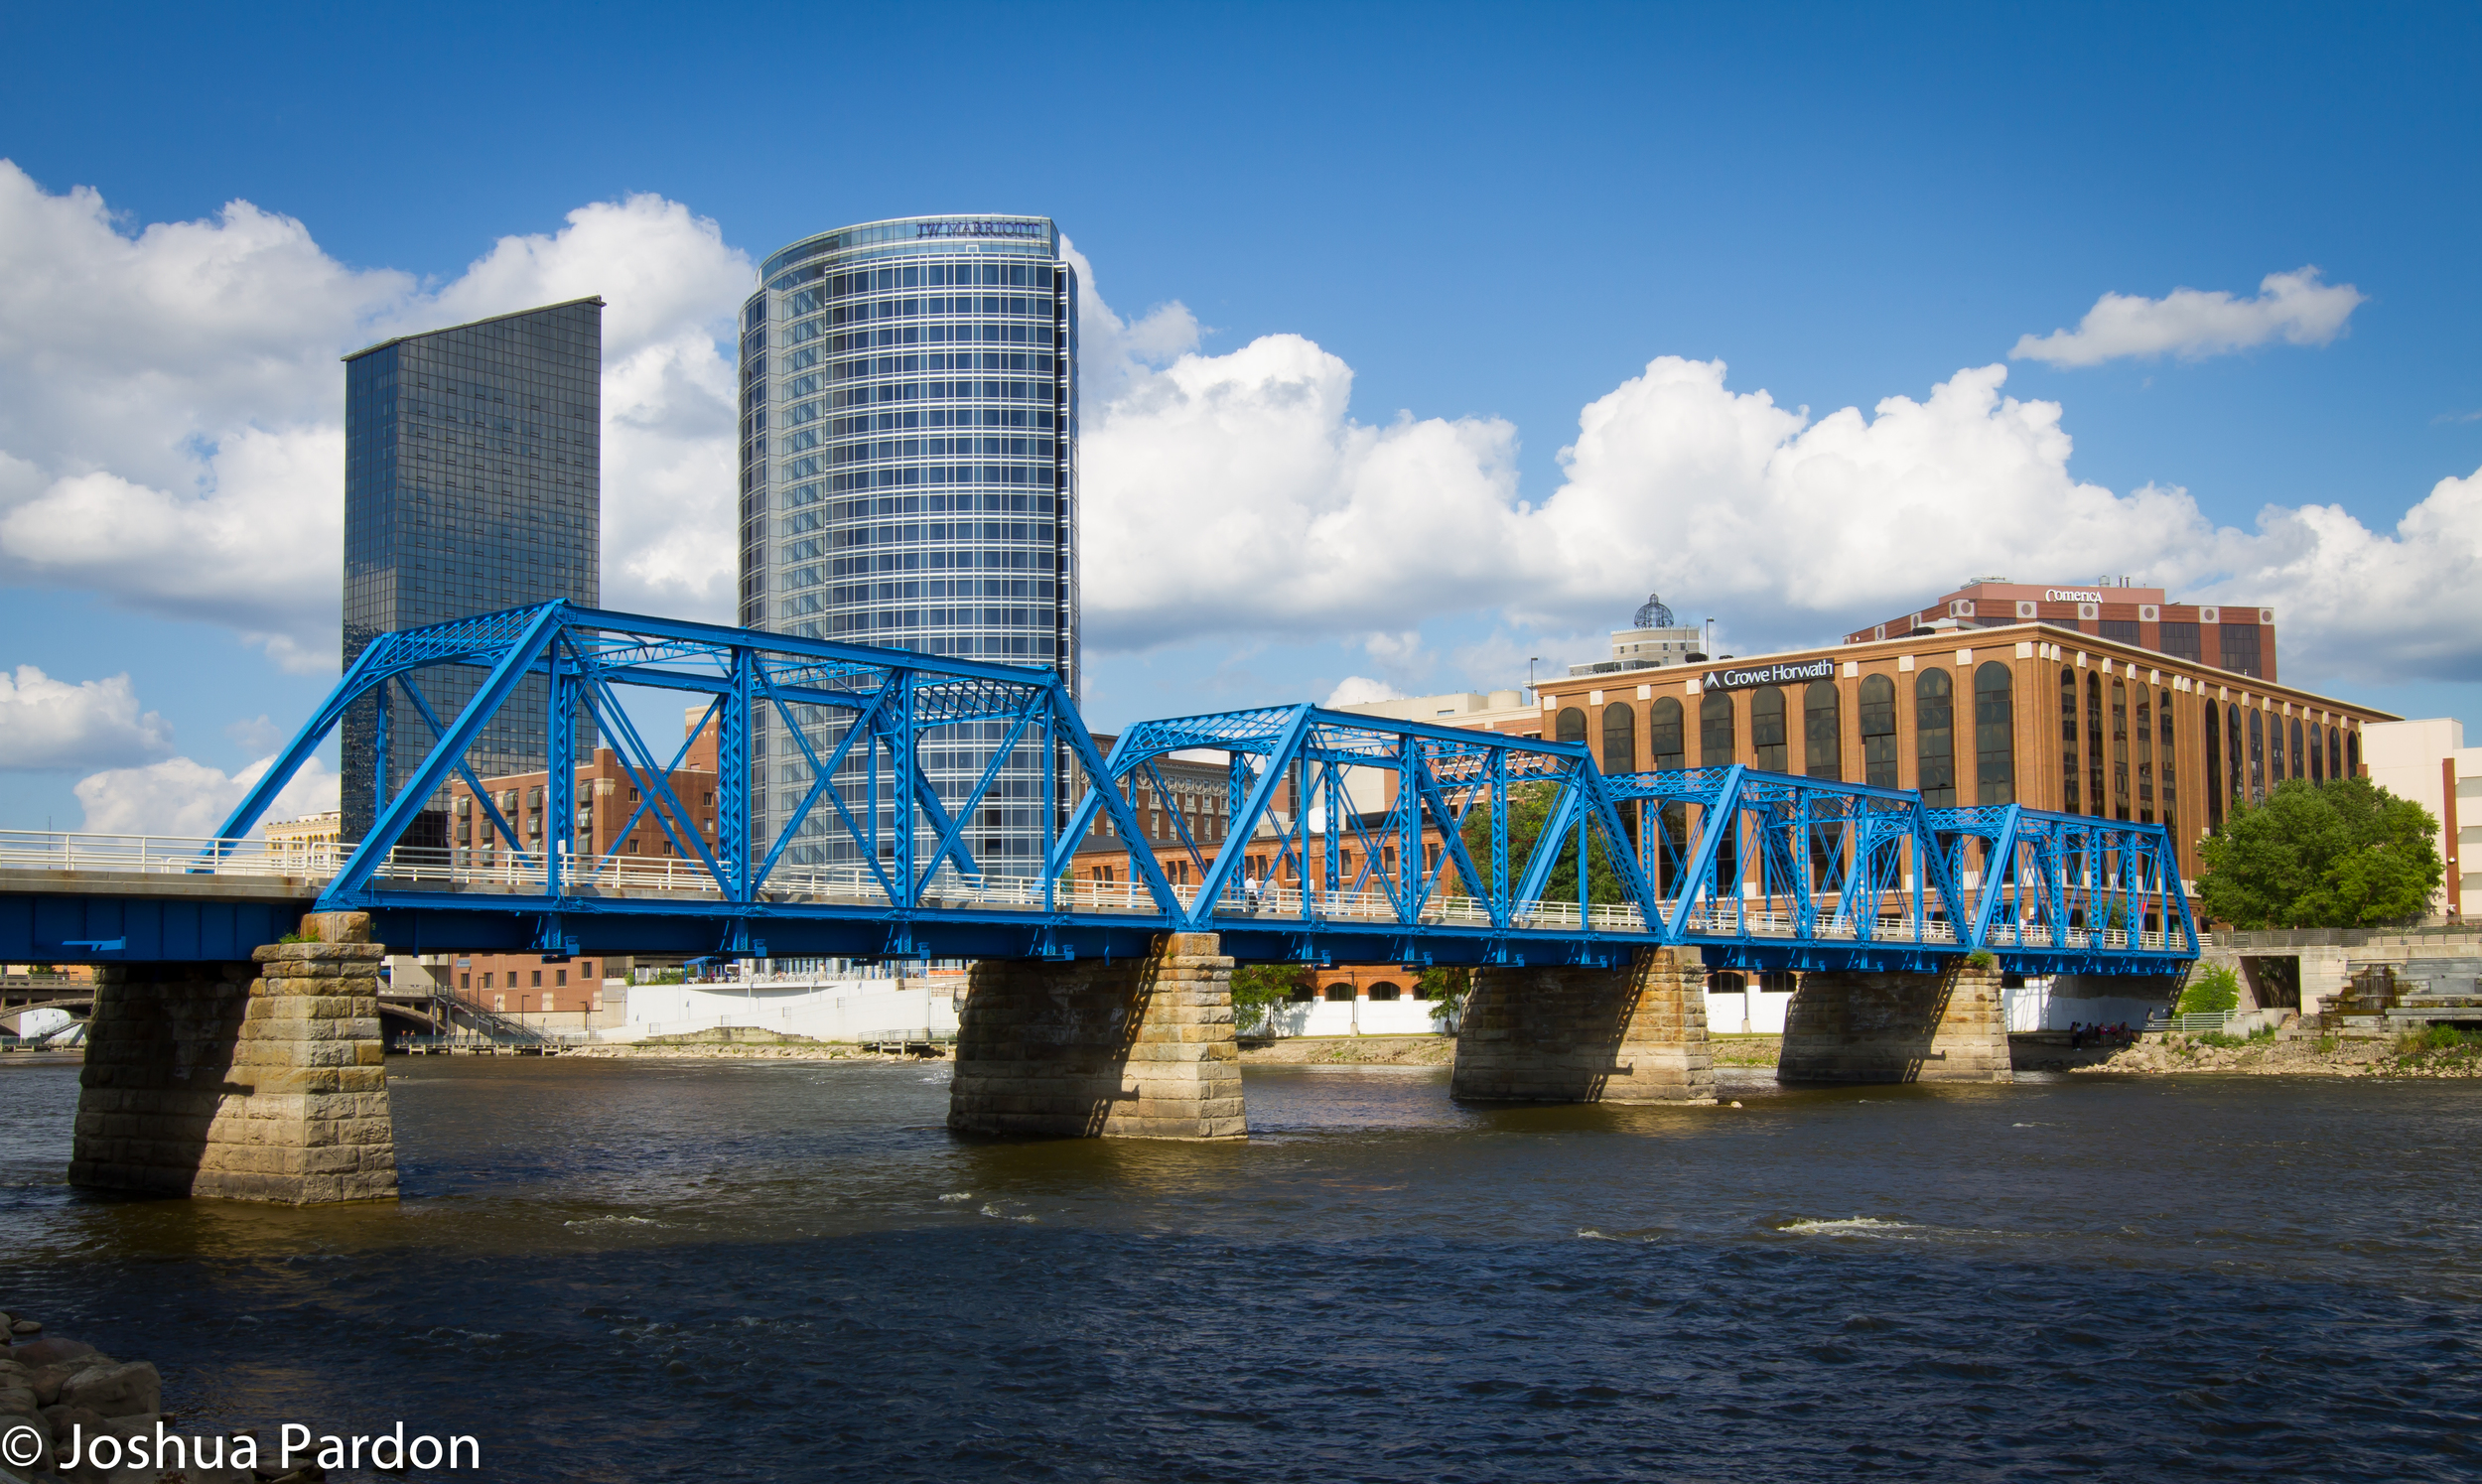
[2,1057,2478,1481]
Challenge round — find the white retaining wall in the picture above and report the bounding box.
[1252,998,1448,1038]
[2003,976,2167,1032]
[620,977,963,1042]
[1704,987,1794,1035]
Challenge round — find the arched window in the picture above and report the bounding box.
[1699,692,1734,765]
[2058,667,2080,812]
[1973,662,2013,806]
[1751,686,1788,770]
[2248,709,2266,802]
[1649,696,1689,891]
[2086,672,2107,817]
[1365,981,1402,1002]
[2290,719,2306,781]
[2108,677,2130,820]
[2204,701,2223,831]
[2269,710,2285,782]
[1699,693,1739,888]
[2135,685,2154,823]
[1709,970,1748,995]
[2309,719,2324,782]
[1288,984,1314,1003]
[2227,704,2245,811]
[2347,730,2359,777]
[1601,703,1636,774]
[1915,668,1955,806]
[1650,697,1686,769]
[1556,707,1586,745]
[2328,726,2341,781]
[2159,689,2177,843]
[1860,674,1898,788]
[1804,681,1842,780]
[1323,984,1354,1003]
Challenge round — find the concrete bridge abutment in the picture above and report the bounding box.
[1449,947,1717,1104]
[1776,959,2011,1084]
[947,931,1245,1139]
[69,910,400,1203]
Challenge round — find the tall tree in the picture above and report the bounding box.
[1228,963,1310,1033]
[2198,776,2442,929]
[1450,782,1629,906]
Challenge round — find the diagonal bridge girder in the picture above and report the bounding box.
[188,603,2198,974]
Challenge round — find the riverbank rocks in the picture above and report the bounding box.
[69,910,399,1204]
[57,1362,157,1419]
[4,1340,93,1369]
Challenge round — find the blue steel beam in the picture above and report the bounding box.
[154,603,2200,974]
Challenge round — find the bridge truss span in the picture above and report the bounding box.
[0,603,2195,977]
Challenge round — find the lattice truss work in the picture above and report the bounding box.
[201,603,2195,971]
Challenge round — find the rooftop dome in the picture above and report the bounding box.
[1633,592,1676,629]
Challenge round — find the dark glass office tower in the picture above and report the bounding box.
[341,298,603,844]
[739,217,1077,877]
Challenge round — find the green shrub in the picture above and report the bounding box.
[2248,1023,2276,1042]
[2423,1023,2467,1052]
[1229,964,1310,1034]
[2176,965,2241,1016]
[2314,1035,2338,1054]
[1966,949,1997,970]
[1418,966,1471,1024]
[2196,1030,2247,1049]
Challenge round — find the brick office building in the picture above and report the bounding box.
[1521,618,2394,881]
[1847,579,2279,681]
[425,709,722,1012]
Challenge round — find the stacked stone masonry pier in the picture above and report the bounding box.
[69,910,400,1203]
[1450,948,1717,1104]
[1777,960,2012,1084]
[948,932,1245,1139]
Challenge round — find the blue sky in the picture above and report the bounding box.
[1,1,2476,833]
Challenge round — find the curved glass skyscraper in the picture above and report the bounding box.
[739,215,1078,875]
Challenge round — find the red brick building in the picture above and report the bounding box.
[1519,618,2392,880]
[1847,579,2278,681]
[428,709,721,1011]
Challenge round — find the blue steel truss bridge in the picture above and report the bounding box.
[0,604,2196,977]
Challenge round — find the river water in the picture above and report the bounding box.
[1,1057,2477,1482]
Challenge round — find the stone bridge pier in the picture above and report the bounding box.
[948,931,1245,1139]
[1776,959,2011,1084]
[69,911,399,1203]
[1450,948,1717,1104]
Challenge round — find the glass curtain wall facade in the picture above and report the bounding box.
[341,298,603,844]
[739,216,1077,877]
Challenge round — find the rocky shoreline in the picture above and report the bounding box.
[0,1303,308,1483]
[2057,1031,2482,1078]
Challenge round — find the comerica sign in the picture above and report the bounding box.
[1702,658,1836,692]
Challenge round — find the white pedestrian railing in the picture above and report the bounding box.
[0,829,2187,951]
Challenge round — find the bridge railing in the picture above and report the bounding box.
[0,830,345,879]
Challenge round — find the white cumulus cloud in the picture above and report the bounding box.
[0,163,748,669]
[74,751,338,838]
[1322,676,1405,708]
[2009,267,2365,368]
[0,666,174,770]
[1081,315,2480,686]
